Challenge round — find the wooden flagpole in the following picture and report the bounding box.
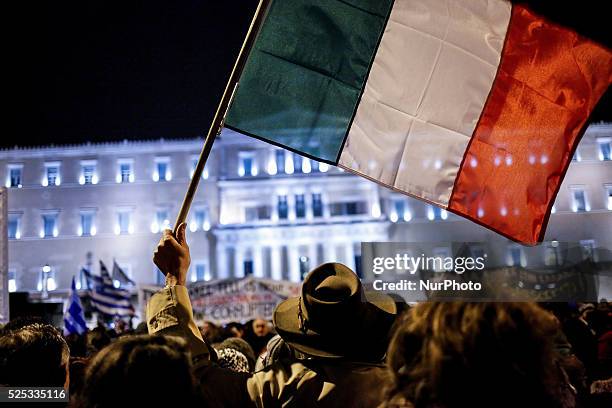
[173,0,272,235]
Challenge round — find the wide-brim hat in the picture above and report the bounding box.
[273,262,397,361]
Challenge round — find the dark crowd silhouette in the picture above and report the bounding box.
[1,226,610,407]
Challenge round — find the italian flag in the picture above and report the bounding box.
[226,0,611,245]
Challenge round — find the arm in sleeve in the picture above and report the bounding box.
[146,285,211,366]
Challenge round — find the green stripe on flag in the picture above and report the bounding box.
[226,0,394,162]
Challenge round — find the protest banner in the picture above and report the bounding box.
[188,276,300,324]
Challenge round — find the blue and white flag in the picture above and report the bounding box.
[63,276,88,336]
[83,261,135,318]
[112,260,135,287]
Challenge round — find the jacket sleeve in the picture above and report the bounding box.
[146,285,256,408]
[146,285,211,366]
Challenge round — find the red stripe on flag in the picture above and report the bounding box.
[448,4,612,245]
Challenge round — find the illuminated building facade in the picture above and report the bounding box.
[1,124,610,298]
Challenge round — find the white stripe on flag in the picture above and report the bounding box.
[91,301,134,317]
[89,291,133,308]
[339,0,512,206]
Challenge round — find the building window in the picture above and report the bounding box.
[38,264,57,292]
[193,263,209,282]
[151,209,170,233]
[295,194,306,218]
[7,164,23,188]
[606,185,612,211]
[117,159,134,183]
[190,156,209,179]
[329,201,368,216]
[190,208,209,232]
[544,241,562,266]
[428,205,448,221]
[598,139,611,161]
[571,188,588,212]
[278,196,288,219]
[80,211,96,236]
[580,239,597,261]
[312,194,323,217]
[79,160,98,185]
[301,158,312,173]
[154,157,171,182]
[8,214,21,239]
[8,269,17,293]
[293,153,303,174]
[116,211,133,235]
[507,245,524,267]
[238,152,257,177]
[285,153,295,174]
[42,213,58,238]
[244,259,254,276]
[245,205,271,222]
[43,162,61,186]
[390,199,405,223]
[275,150,285,174]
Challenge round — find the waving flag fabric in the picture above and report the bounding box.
[112,260,135,287]
[226,0,612,245]
[63,276,87,336]
[83,262,135,318]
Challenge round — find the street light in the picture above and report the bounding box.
[41,264,51,299]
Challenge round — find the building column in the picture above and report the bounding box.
[323,243,335,264]
[271,246,282,281]
[345,242,355,270]
[216,245,229,279]
[289,245,300,282]
[308,244,318,270]
[322,193,331,219]
[235,246,245,278]
[305,193,314,221]
[253,245,263,278]
[271,195,279,222]
[288,194,296,221]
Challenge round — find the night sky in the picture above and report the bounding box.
[6,0,611,148]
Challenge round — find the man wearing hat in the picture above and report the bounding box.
[147,225,398,407]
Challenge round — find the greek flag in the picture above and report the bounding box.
[112,259,135,287]
[63,276,88,336]
[83,261,135,318]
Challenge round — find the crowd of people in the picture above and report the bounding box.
[0,225,610,407]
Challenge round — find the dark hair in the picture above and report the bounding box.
[384,302,565,408]
[0,323,69,386]
[0,316,45,334]
[74,335,197,407]
[86,326,111,356]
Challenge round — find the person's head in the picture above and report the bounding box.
[200,320,223,343]
[225,321,245,338]
[114,319,128,334]
[65,332,87,358]
[252,318,270,337]
[0,323,70,387]
[273,262,397,362]
[218,337,256,371]
[216,348,250,373]
[86,326,111,356]
[75,335,196,407]
[384,302,563,408]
